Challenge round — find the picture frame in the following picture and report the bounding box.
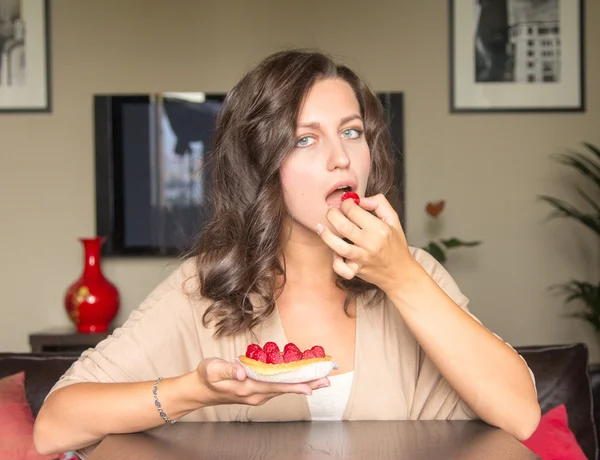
[0,0,51,113]
[449,0,585,113]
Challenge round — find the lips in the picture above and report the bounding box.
[325,180,357,198]
[325,179,358,207]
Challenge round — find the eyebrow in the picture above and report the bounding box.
[297,114,363,129]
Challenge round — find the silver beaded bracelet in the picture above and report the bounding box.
[153,377,177,424]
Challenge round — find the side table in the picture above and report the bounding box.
[29,326,115,354]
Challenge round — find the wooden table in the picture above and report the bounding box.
[87,420,540,459]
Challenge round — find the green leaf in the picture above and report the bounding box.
[563,311,600,332]
[574,185,600,214]
[422,241,446,264]
[582,142,600,167]
[553,151,600,190]
[550,280,600,330]
[440,237,482,249]
[538,195,600,237]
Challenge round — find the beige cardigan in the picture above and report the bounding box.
[50,247,527,426]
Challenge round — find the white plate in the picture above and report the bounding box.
[234,358,338,384]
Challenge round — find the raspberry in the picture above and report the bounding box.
[266,350,284,364]
[284,343,300,354]
[341,191,360,205]
[254,349,267,363]
[263,341,280,354]
[245,343,262,358]
[311,345,325,358]
[302,349,316,359]
[283,348,302,363]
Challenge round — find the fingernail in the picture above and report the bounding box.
[316,224,324,235]
[317,383,330,389]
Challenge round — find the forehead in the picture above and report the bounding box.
[297,78,360,122]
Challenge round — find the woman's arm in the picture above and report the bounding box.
[318,194,541,441]
[34,372,201,455]
[386,259,540,441]
[34,358,328,455]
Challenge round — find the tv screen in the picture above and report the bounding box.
[94,91,404,257]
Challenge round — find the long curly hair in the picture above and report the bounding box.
[191,49,400,337]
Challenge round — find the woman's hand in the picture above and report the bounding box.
[316,193,415,293]
[195,358,330,408]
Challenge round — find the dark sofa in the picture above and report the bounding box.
[1,343,598,459]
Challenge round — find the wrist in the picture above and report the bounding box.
[386,259,437,311]
[180,369,208,409]
[154,371,206,423]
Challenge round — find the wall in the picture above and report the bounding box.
[1,0,598,359]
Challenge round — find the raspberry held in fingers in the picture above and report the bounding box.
[341,191,360,205]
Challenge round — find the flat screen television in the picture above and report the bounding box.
[93,91,404,257]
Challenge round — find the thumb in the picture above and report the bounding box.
[219,361,246,382]
[360,194,400,227]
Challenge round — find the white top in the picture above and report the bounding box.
[307,371,355,421]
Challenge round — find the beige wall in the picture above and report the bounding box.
[1,1,599,359]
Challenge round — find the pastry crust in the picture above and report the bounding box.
[238,355,332,375]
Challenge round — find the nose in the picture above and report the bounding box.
[326,139,351,171]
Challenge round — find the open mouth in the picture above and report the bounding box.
[326,185,353,206]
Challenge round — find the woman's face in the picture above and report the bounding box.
[280,78,371,239]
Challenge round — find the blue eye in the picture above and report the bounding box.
[342,128,363,139]
[295,136,316,148]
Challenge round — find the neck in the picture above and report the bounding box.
[281,225,338,290]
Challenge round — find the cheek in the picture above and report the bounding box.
[280,162,312,207]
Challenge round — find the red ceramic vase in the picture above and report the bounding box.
[64,237,120,333]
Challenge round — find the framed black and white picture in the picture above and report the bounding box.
[0,0,51,113]
[449,0,585,113]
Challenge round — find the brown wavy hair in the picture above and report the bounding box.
[192,49,400,337]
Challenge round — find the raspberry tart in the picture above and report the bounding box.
[235,342,338,383]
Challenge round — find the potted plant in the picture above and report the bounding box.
[421,200,481,264]
[538,142,600,331]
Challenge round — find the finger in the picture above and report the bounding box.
[333,253,358,280]
[264,378,330,395]
[316,221,363,262]
[325,206,365,246]
[210,359,246,382]
[340,197,382,231]
[236,378,312,396]
[307,377,331,390]
[345,259,360,274]
[359,194,401,228]
[271,382,315,395]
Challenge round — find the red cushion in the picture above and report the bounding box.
[0,371,64,459]
[521,404,587,460]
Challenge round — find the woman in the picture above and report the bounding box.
[34,49,540,456]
